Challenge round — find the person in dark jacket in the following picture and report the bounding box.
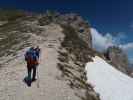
[33,46,41,81]
[24,46,39,86]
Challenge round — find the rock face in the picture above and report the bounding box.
[104,46,129,74]
[58,24,100,100]
[58,13,92,48]
[128,64,133,77]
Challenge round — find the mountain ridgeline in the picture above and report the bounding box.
[0,10,130,100]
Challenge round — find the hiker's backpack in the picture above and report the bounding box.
[25,48,38,66]
[35,47,41,58]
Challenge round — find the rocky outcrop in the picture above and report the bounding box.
[58,13,92,48]
[38,12,92,48]
[57,24,100,100]
[128,64,133,77]
[104,46,129,75]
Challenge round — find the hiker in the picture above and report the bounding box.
[24,46,40,86]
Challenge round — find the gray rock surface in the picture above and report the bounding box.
[105,46,129,74]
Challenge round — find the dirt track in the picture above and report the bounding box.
[0,24,80,100]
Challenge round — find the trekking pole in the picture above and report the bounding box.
[37,66,40,88]
[36,47,42,88]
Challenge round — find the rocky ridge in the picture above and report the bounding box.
[104,46,130,76]
[0,10,100,100]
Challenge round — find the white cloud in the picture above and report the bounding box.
[119,43,133,51]
[90,27,133,63]
[90,28,115,52]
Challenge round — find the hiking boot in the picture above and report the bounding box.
[27,82,31,87]
[32,78,37,82]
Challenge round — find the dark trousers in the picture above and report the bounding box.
[27,65,37,81]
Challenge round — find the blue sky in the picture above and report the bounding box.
[0,0,132,63]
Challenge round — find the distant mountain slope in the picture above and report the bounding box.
[86,56,133,100]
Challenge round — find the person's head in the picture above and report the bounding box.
[35,46,40,50]
[30,46,36,51]
[30,46,34,50]
[36,46,39,49]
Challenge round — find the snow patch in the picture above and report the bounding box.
[85,56,133,100]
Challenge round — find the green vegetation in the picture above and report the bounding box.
[57,24,100,100]
[61,24,94,63]
[0,9,25,21]
[0,9,29,57]
[38,10,59,26]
